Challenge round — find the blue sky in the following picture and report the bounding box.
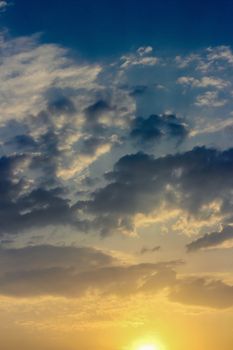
[2,0,233,59]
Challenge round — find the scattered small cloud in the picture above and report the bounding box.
[140,246,161,254]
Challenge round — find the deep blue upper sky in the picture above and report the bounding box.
[2,0,233,59]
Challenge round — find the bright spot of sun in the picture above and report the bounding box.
[135,342,164,350]
[137,345,158,350]
[128,336,165,350]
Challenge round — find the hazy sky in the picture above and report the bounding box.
[0,1,233,350]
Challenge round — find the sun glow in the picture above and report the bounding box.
[131,339,165,350]
[137,345,159,350]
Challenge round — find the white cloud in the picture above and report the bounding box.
[0,1,8,12]
[137,46,153,56]
[176,46,233,72]
[206,46,233,65]
[0,32,136,182]
[177,76,230,89]
[0,33,101,121]
[120,47,158,68]
[195,91,227,107]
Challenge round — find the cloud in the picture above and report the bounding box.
[77,147,233,235]
[0,32,137,183]
[177,76,229,89]
[0,245,117,273]
[0,245,180,298]
[137,46,153,56]
[140,246,161,254]
[0,32,138,236]
[187,225,233,252]
[0,33,101,122]
[195,91,227,107]
[0,174,83,235]
[130,114,189,145]
[0,245,231,310]
[129,85,148,96]
[169,277,233,309]
[120,47,158,68]
[175,45,233,72]
[206,46,233,67]
[0,1,8,12]
[2,32,233,240]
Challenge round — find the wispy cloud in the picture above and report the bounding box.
[187,225,233,252]
[0,1,8,12]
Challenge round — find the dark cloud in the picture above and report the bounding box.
[81,176,100,187]
[6,134,37,150]
[0,183,83,235]
[187,225,233,252]
[0,239,14,246]
[0,245,116,274]
[84,100,111,119]
[84,100,111,134]
[0,153,86,235]
[129,85,148,96]
[169,277,233,309]
[47,96,76,116]
[140,246,161,254]
[0,251,181,298]
[77,147,233,235]
[0,92,123,236]
[0,246,231,309]
[130,114,188,145]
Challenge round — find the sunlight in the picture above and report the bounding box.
[131,338,165,350]
[137,344,159,350]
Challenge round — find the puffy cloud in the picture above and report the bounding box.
[175,45,233,72]
[137,46,153,56]
[0,32,136,183]
[77,147,233,235]
[0,33,138,236]
[120,47,158,69]
[130,114,188,145]
[2,32,233,240]
[177,76,229,89]
[0,175,82,235]
[187,225,233,252]
[206,46,233,67]
[195,91,227,107]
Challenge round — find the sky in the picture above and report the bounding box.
[0,1,233,350]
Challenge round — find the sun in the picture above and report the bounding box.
[129,336,165,350]
[137,343,163,350]
[137,345,159,350]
